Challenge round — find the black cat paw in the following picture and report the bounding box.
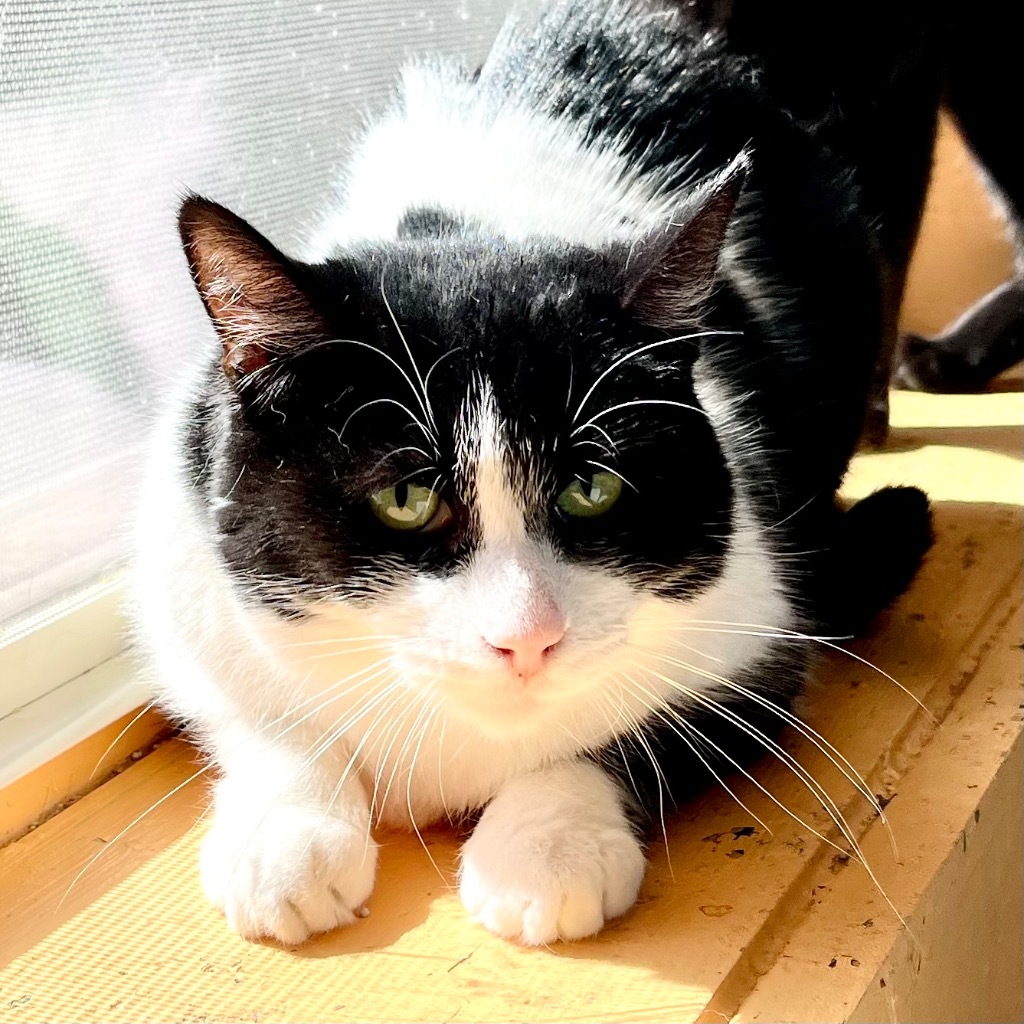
[827,486,933,633]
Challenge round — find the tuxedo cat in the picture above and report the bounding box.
[134,0,1020,947]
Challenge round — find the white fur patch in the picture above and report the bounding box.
[459,760,645,944]
[465,381,528,546]
[201,768,377,945]
[305,62,678,257]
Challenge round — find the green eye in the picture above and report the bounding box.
[556,471,623,518]
[368,482,451,532]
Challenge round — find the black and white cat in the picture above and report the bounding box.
[134,0,1016,947]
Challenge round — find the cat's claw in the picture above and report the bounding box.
[458,766,645,945]
[199,802,377,945]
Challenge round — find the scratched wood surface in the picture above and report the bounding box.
[0,125,1021,1024]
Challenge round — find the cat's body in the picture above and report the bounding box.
[134,0,1016,946]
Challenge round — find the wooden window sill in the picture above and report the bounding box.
[0,383,1021,1024]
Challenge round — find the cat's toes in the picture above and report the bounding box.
[200,803,377,945]
[458,806,645,945]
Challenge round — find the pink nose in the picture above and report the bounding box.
[483,621,566,680]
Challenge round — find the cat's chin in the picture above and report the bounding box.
[439,673,597,740]
[454,705,564,740]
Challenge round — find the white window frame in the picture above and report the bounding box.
[0,576,150,788]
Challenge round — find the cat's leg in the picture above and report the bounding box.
[459,760,645,945]
[896,276,1024,392]
[897,6,1024,393]
[199,722,377,944]
[863,260,909,445]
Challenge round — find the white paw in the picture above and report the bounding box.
[200,800,377,945]
[458,764,646,945]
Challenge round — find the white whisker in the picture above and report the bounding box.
[380,274,435,433]
[299,676,404,782]
[371,694,426,820]
[584,459,639,493]
[571,330,736,424]
[571,437,615,459]
[571,420,619,454]
[90,700,158,779]
[423,345,463,418]
[305,336,439,454]
[368,445,434,475]
[572,397,708,436]
[278,634,402,650]
[612,675,673,867]
[66,660,392,903]
[652,646,896,855]
[623,673,775,832]
[633,659,868,866]
[404,702,448,884]
[434,713,452,821]
[619,669,911,935]
[58,756,215,911]
[337,396,436,447]
[672,619,932,718]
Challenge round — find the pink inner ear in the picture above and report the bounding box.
[219,332,270,380]
[179,198,326,383]
[623,159,746,329]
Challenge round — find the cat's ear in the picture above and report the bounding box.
[178,196,326,386]
[622,154,748,328]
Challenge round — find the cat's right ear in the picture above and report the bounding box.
[178,196,326,387]
[621,153,748,329]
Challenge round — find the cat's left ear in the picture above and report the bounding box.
[622,153,748,329]
[178,195,327,387]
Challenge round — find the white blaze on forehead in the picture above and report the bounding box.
[464,382,528,547]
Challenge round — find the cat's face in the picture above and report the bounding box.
[179,191,741,738]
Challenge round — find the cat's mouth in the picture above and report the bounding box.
[427,657,612,737]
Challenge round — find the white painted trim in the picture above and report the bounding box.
[0,651,152,790]
[0,575,126,720]
[0,573,154,786]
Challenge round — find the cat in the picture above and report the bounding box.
[133,0,1024,948]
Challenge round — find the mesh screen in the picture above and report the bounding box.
[0,0,512,628]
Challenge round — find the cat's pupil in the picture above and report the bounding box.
[395,481,409,508]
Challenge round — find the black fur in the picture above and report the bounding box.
[897,280,1024,392]
[181,237,734,606]
[687,0,1023,423]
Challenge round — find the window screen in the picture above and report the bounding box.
[0,0,514,630]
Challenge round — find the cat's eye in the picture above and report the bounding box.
[368,482,452,532]
[556,471,623,518]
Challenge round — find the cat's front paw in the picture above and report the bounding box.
[200,799,377,945]
[458,765,645,945]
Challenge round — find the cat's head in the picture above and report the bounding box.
[178,171,749,740]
